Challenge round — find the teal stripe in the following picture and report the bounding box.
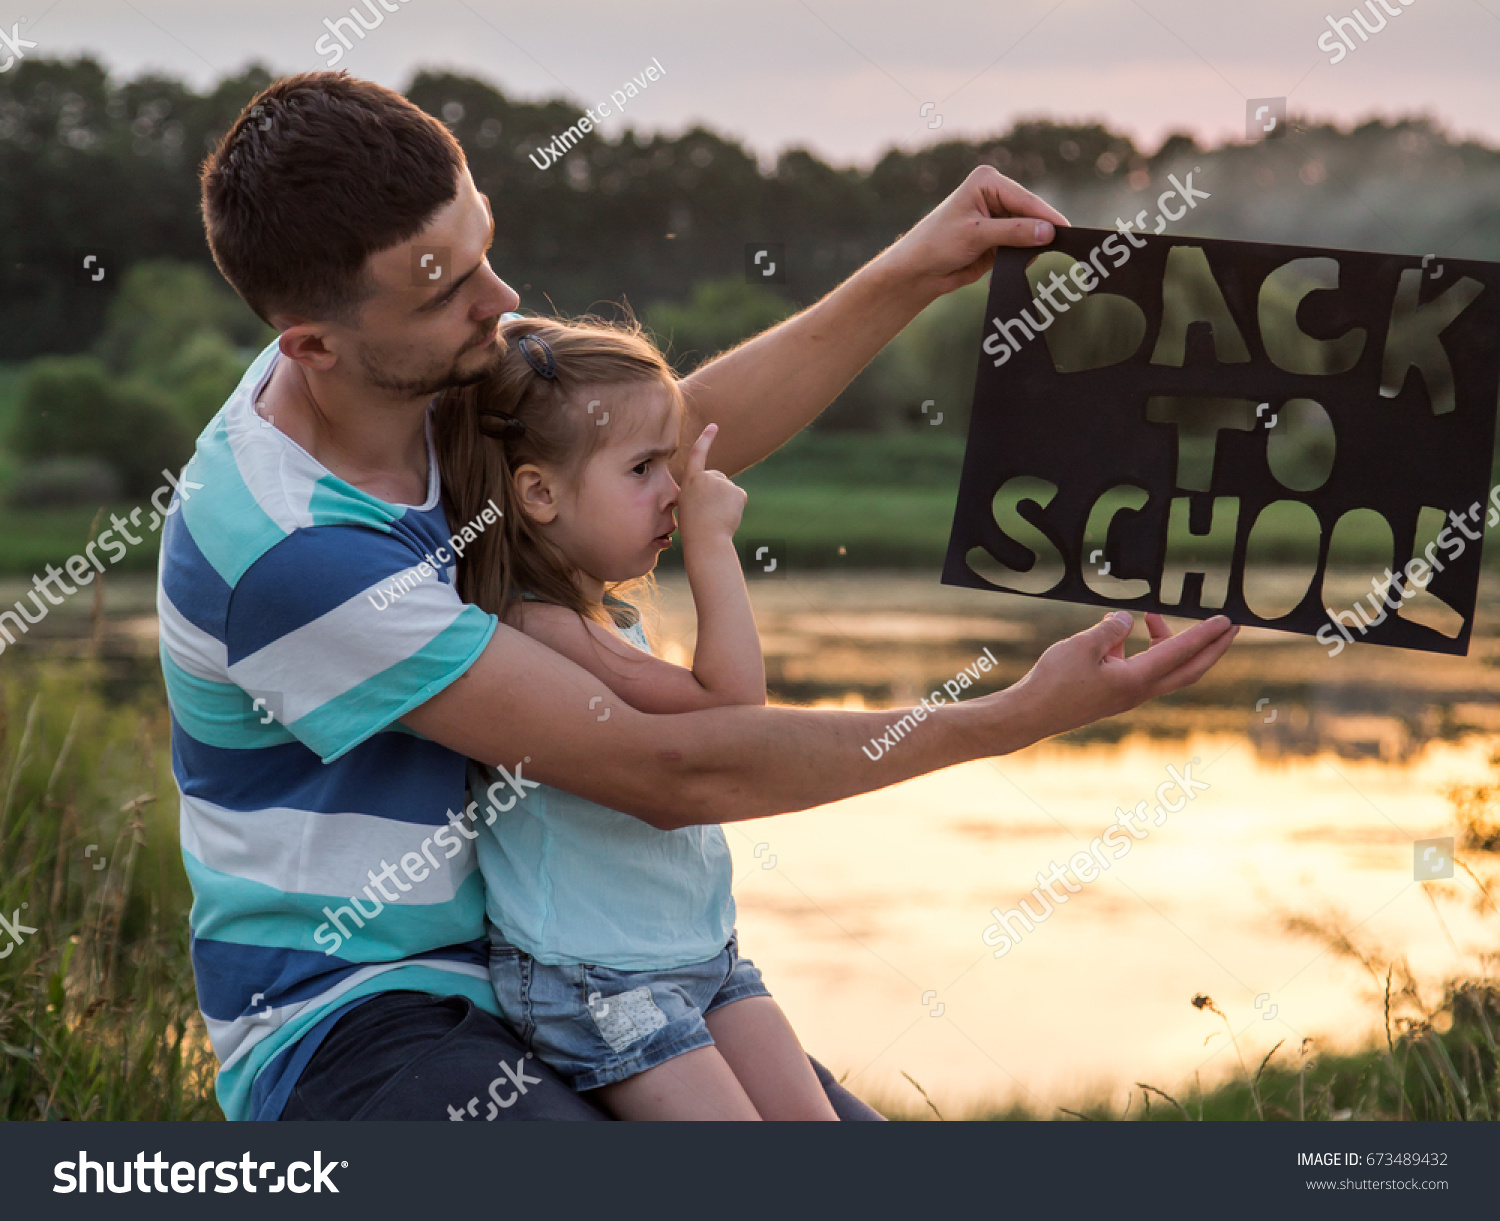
[215,963,501,1121]
[300,605,497,763]
[307,473,399,531]
[181,414,287,587]
[182,851,486,955]
[160,645,298,749]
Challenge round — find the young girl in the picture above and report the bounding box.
[433,315,840,1121]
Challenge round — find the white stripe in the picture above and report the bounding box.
[157,584,229,681]
[222,355,442,529]
[227,578,469,725]
[179,792,476,902]
[223,369,326,533]
[207,960,490,1067]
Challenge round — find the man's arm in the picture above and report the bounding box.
[673,167,1068,480]
[402,610,1237,831]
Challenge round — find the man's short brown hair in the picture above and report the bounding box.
[201,72,466,325]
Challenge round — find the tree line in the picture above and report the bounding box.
[2,55,1497,507]
[9,56,1496,366]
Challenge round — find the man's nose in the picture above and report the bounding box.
[474,264,521,320]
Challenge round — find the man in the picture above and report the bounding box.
[164,72,1237,1121]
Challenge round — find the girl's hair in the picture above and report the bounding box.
[432,312,682,635]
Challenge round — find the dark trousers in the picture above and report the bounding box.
[279,991,882,1121]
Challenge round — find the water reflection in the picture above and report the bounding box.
[646,569,1500,763]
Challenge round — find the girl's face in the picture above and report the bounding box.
[525,381,684,592]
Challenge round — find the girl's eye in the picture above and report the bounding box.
[631,460,650,476]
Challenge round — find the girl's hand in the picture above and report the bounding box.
[676,424,747,543]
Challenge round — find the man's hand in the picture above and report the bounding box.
[1001,611,1238,745]
[675,423,746,545]
[878,165,1071,304]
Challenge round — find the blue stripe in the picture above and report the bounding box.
[227,524,440,663]
[160,504,232,642]
[170,713,467,820]
[395,499,472,556]
[191,930,489,1021]
[191,933,359,1021]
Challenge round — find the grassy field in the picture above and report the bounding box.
[0,363,22,436]
[0,428,1470,576]
[0,662,220,1120]
[0,506,163,576]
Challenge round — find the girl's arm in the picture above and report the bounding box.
[676,424,764,705]
[508,602,744,714]
[511,425,763,716]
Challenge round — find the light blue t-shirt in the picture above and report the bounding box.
[473,596,735,971]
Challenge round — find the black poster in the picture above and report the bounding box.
[941,226,1500,655]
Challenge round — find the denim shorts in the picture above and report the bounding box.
[487,927,772,1092]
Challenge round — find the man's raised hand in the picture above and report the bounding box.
[884,165,1071,301]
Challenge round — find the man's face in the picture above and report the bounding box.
[334,164,520,397]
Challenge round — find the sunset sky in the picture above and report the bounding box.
[17,0,1500,166]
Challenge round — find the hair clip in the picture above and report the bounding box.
[516,333,558,380]
[477,409,527,441]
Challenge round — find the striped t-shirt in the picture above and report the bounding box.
[158,339,502,1120]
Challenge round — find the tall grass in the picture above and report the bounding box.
[0,659,220,1120]
[879,976,1499,1123]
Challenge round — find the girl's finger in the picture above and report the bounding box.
[686,423,718,474]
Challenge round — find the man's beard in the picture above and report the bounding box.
[358,333,505,396]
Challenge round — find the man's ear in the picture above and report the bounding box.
[274,322,339,373]
[512,463,560,525]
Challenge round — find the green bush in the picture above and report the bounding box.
[9,356,193,498]
[94,261,267,379]
[645,277,797,373]
[93,261,264,433]
[151,329,251,432]
[6,456,123,509]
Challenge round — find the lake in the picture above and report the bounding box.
[5,567,1497,1117]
